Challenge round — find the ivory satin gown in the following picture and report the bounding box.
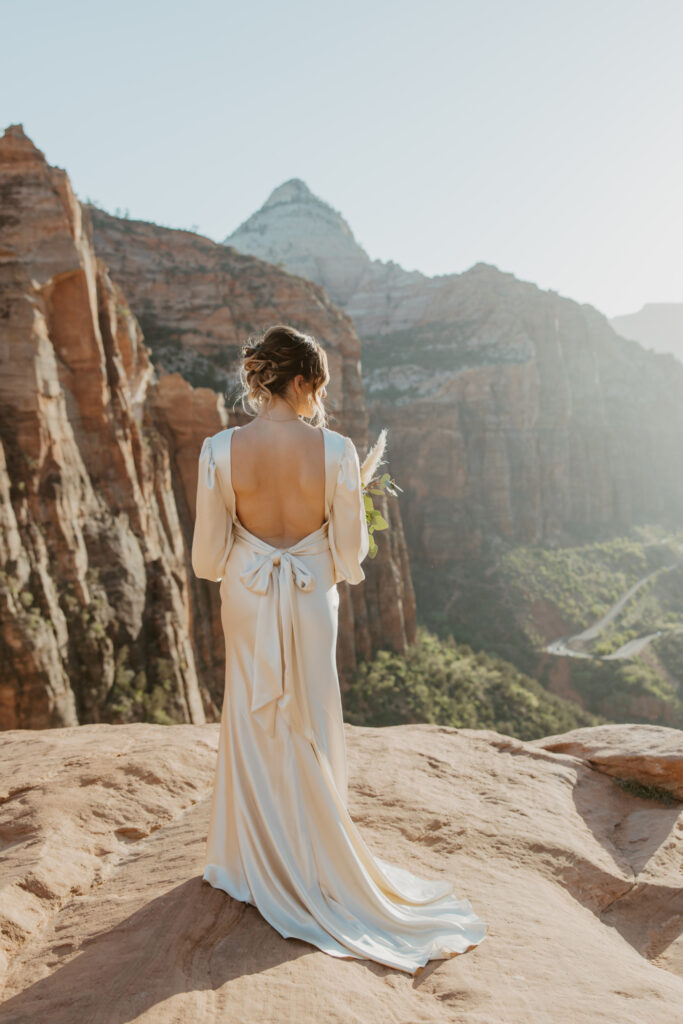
[191,424,488,975]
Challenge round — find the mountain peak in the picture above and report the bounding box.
[4,123,29,140]
[262,178,317,209]
[224,178,371,305]
[0,123,49,165]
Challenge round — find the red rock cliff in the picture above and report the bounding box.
[0,125,206,728]
[88,206,417,687]
[0,126,415,727]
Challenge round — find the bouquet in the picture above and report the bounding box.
[359,429,402,558]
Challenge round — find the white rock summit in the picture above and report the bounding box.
[225,177,381,307]
[224,176,431,319]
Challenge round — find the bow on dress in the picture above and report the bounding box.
[233,519,330,740]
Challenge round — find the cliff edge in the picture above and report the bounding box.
[0,721,680,1021]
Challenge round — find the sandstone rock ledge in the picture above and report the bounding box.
[0,722,681,1023]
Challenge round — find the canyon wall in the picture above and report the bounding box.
[0,125,204,728]
[362,270,683,566]
[88,205,417,681]
[0,126,415,728]
[225,178,683,568]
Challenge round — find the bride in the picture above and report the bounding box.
[191,323,488,975]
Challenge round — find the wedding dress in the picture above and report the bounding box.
[191,424,488,975]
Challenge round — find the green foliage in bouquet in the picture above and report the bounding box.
[359,429,402,558]
[362,473,402,557]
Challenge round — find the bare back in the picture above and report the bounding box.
[231,420,326,549]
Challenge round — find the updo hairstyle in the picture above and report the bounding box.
[238,324,329,427]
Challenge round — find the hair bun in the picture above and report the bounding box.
[242,343,264,359]
[237,325,329,428]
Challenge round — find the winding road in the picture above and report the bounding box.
[543,544,682,661]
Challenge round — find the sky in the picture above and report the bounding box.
[2,0,681,319]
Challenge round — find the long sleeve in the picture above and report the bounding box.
[328,435,370,585]
[191,436,234,582]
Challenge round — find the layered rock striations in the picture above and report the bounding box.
[88,203,368,430]
[0,126,415,728]
[88,203,417,681]
[0,125,207,729]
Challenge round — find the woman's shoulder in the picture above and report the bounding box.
[320,426,355,463]
[321,425,354,445]
[321,424,344,437]
[206,423,241,448]
[201,425,239,471]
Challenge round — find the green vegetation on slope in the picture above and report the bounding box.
[412,525,683,729]
[343,625,601,741]
[497,527,683,647]
[592,566,683,656]
[541,648,683,728]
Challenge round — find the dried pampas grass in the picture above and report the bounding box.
[360,428,388,487]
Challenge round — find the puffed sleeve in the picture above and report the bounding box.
[191,436,234,582]
[328,435,370,585]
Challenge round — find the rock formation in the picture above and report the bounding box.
[225,177,383,308]
[609,302,683,363]
[0,125,205,730]
[533,722,683,799]
[89,201,368,428]
[225,179,683,567]
[0,720,680,1019]
[88,204,417,680]
[0,125,416,729]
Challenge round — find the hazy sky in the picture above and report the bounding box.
[3,0,681,318]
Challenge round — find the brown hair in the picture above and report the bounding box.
[237,324,330,427]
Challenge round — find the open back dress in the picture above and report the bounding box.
[191,424,488,975]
